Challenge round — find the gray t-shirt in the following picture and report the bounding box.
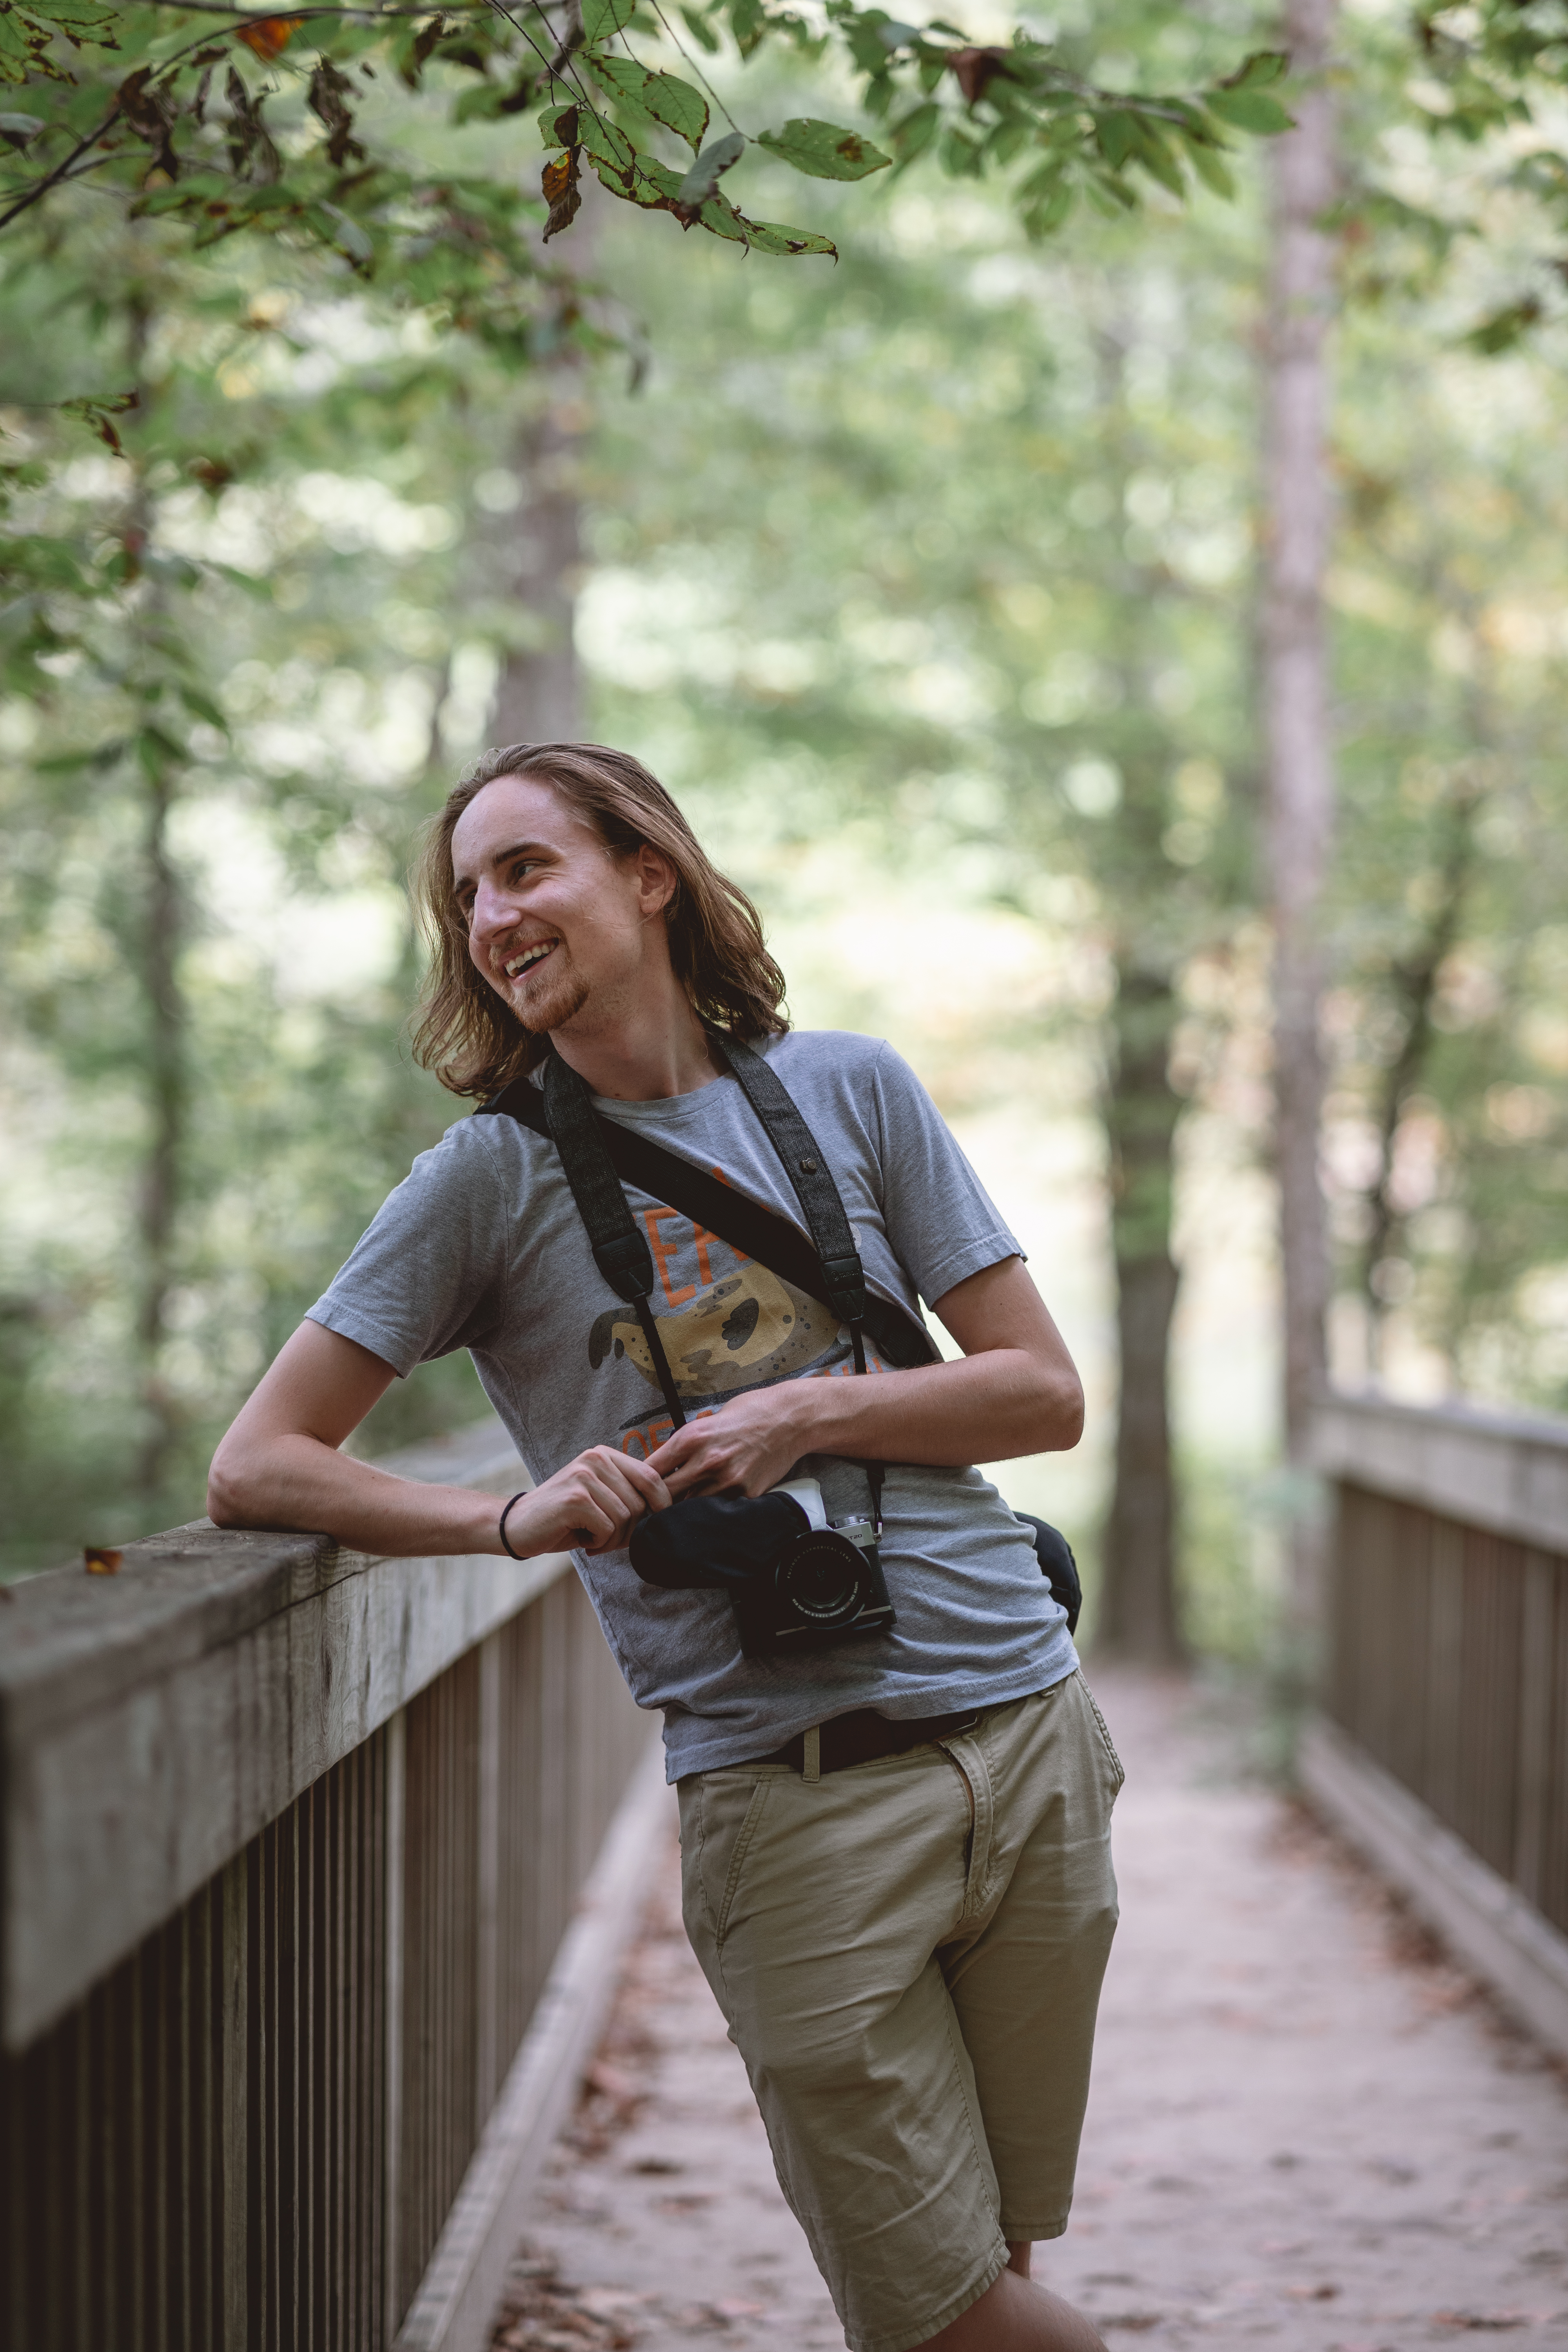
[308,1029,1077,1777]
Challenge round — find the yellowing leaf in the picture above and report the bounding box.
[236,15,301,60]
[542,145,582,240]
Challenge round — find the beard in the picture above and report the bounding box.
[513,951,590,1037]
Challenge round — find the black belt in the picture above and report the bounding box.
[758,1704,984,1777]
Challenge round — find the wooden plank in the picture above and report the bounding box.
[219,1855,249,2352]
[1314,1392,1568,1553]
[474,1635,502,2127]
[1514,1552,1555,1910]
[384,1707,407,2352]
[1298,1713,1568,2064]
[0,1422,531,1744]
[2,1422,570,2052]
[392,1735,671,2352]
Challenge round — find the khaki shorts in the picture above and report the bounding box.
[678,1671,1123,2352]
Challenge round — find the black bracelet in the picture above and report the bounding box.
[498,1491,528,1560]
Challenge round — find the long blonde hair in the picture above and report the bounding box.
[411,741,789,1098]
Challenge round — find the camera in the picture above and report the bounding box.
[629,1476,896,1659]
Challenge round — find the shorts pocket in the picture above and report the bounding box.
[1078,1674,1126,1793]
[713,1779,772,1946]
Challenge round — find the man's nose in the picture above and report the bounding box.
[470,876,520,941]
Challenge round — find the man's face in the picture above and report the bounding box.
[452,774,664,1035]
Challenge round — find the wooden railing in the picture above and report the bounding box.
[0,1419,666,2352]
[1303,1390,1568,2061]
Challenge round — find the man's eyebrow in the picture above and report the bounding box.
[453,837,557,889]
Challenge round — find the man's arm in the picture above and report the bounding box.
[208,1320,670,1558]
[645,1254,1082,1500]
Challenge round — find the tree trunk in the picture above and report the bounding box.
[1263,0,1337,1509]
[487,188,595,750]
[135,747,183,1502]
[1098,957,1185,1662]
[1359,779,1475,1368]
[488,388,585,746]
[122,290,186,1507]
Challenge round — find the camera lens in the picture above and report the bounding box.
[775,1531,865,1626]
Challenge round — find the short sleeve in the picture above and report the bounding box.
[868,1045,1024,1309]
[306,1121,512,1377]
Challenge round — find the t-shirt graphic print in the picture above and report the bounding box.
[306,1029,1078,1778]
[591,1189,869,1463]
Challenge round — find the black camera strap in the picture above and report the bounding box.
[538,1049,688,1434]
[479,1038,938,1531]
[708,1035,868,1332]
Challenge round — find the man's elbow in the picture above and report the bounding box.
[1031,1365,1084,1454]
[207,1437,261,1529]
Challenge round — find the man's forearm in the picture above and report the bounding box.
[209,1432,509,1558]
[783,1346,1082,1468]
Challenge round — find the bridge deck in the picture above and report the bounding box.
[492,1669,1568,2352]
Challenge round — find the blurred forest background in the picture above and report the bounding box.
[3,0,1567,1667]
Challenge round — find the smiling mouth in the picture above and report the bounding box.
[503,940,557,982]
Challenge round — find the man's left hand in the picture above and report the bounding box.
[646,1384,811,1500]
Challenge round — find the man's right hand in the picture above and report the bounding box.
[209,1321,674,1561]
[501,1446,672,1559]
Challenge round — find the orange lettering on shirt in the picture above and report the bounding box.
[644,1205,695,1307]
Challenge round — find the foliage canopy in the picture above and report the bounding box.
[0,0,1290,287]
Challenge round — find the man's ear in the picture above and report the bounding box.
[635,842,679,918]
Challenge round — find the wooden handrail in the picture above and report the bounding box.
[1314,1386,1568,1553]
[0,1418,558,2053]
[1304,1385,1568,2064]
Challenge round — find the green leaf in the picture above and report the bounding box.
[0,11,51,81]
[35,741,128,774]
[577,107,637,188]
[680,6,720,53]
[737,214,836,254]
[1095,108,1138,171]
[581,0,638,43]
[1204,88,1294,135]
[26,0,118,31]
[538,99,579,150]
[582,53,708,149]
[1129,116,1184,198]
[628,152,685,207]
[314,200,374,266]
[695,192,750,241]
[755,116,890,180]
[1021,175,1071,237]
[1184,137,1235,198]
[1466,297,1541,354]
[939,123,982,176]
[728,0,765,57]
[1218,49,1288,91]
[889,99,939,163]
[675,128,745,209]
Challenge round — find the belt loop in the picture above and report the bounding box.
[803,1725,821,1782]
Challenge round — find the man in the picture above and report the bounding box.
[211,741,1121,2352]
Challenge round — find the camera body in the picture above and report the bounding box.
[629,1476,896,1659]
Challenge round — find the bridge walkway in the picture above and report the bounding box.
[490,1668,1568,2352]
